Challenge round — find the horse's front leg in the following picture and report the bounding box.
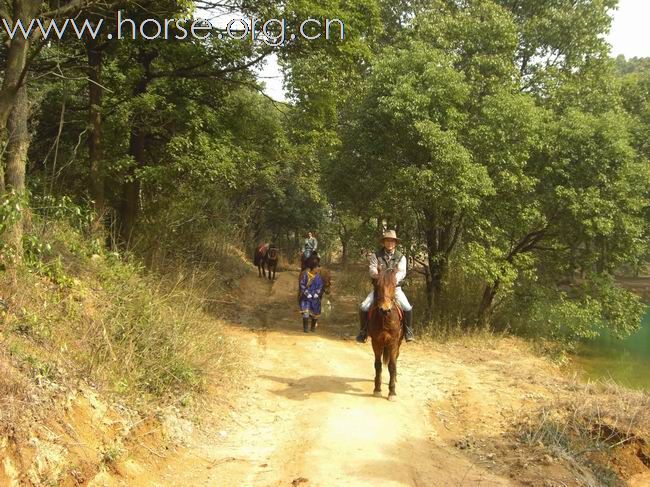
[387,355,397,401]
[371,340,382,397]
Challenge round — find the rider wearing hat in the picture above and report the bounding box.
[356,230,415,343]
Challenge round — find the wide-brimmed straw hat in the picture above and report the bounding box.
[379,229,401,243]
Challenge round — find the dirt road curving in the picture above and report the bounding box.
[105,268,604,487]
[123,270,516,487]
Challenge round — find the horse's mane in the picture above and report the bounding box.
[377,268,396,293]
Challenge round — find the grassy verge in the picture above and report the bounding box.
[515,379,650,483]
[0,210,247,435]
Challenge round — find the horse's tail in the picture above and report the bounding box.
[382,345,390,366]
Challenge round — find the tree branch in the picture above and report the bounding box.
[150,51,271,80]
[41,0,117,19]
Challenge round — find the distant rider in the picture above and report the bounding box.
[303,231,318,259]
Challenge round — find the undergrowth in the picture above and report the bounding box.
[0,196,247,432]
[515,379,650,485]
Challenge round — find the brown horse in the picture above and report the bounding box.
[368,268,404,401]
[254,243,279,280]
[266,244,279,280]
[254,243,268,278]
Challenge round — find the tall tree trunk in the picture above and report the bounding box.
[341,239,348,266]
[87,38,105,229]
[476,281,500,328]
[4,83,30,261]
[119,128,145,247]
[0,150,5,194]
[422,208,464,321]
[337,221,349,266]
[0,1,38,135]
[118,50,155,247]
[425,253,447,319]
[424,223,449,319]
[0,38,28,134]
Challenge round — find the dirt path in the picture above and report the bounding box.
[107,269,585,486]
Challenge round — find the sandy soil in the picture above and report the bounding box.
[92,269,648,487]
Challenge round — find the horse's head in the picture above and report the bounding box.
[305,253,320,270]
[268,245,279,260]
[374,269,397,313]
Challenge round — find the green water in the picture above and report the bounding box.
[574,308,650,390]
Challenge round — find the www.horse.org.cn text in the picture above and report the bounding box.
[1,12,346,47]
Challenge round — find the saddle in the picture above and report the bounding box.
[256,243,268,256]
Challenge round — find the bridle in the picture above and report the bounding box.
[375,269,396,314]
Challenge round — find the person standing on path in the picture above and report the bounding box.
[299,253,324,333]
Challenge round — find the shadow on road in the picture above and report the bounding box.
[260,374,376,400]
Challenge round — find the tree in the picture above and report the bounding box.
[330,1,523,316]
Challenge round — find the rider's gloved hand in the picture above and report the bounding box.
[307,294,312,299]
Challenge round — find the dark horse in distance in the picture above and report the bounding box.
[301,249,322,271]
[254,243,279,280]
[368,268,404,401]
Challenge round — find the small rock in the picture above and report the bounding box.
[455,438,472,450]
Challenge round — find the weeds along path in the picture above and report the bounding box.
[113,269,515,487]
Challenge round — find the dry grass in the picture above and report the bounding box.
[516,378,650,483]
[0,352,32,431]
[0,218,248,434]
[334,264,508,346]
[334,264,369,300]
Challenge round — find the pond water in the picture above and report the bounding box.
[573,308,650,390]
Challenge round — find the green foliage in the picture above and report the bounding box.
[504,275,645,346]
[319,0,649,344]
[0,190,24,235]
[100,443,125,466]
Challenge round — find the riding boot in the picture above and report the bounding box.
[310,318,318,332]
[403,309,415,342]
[303,317,309,333]
[356,309,369,343]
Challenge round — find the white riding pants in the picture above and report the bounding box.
[360,287,412,312]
